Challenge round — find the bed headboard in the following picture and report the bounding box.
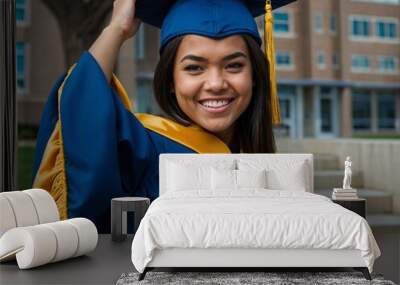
[159,153,314,195]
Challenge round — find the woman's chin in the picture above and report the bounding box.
[199,121,233,135]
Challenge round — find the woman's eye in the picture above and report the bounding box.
[184,65,203,72]
[226,62,244,70]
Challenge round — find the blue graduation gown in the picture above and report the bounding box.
[33,51,230,233]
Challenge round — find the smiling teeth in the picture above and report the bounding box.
[201,100,230,108]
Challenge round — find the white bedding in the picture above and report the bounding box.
[131,189,380,273]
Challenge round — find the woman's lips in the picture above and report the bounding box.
[198,98,235,114]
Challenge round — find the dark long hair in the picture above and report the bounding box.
[153,34,276,153]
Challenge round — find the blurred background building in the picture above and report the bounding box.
[15,0,400,139]
[13,0,400,282]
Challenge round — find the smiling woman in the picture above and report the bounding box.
[154,34,274,153]
[32,0,295,232]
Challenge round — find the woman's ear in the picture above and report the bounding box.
[170,85,175,93]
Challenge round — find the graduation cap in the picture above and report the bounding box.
[135,0,297,124]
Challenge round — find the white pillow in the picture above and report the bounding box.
[267,163,307,191]
[211,168,236,190]
[236,169,267,188]
[238,159,308,191]
[167,160,235,191]
[211,168,267,190]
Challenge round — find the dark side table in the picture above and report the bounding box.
[332,198,366,218]
[111,197,150,242]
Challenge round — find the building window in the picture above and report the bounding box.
[16,42,27,93]
[316,51,325,69]
[352,91,371,130]
[332,53,339,68]
[314,14,323,33]
[330,15,337,33]
[279,98,291,119]
[276,86,296,137]
[352,0,400,4]
[378,56,398,73]
[350,17,371,37]
[276,51,294,70]
[135,25,145,60]
[273,12,290,33]
[16,0,29,24]
[378,93,396,129]
[376,20,397,39]
[351,54,370,72]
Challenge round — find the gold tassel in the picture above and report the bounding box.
[264,0,281,124]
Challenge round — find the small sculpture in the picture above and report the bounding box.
[342,156,352,189]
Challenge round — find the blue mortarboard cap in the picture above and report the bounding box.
[135,0,295,50]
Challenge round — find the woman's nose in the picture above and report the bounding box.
[204,69,228,92]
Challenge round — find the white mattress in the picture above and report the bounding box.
[131,189,380,273]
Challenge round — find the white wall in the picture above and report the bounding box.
[277,138,400,213]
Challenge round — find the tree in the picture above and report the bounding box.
[41,0,113,67]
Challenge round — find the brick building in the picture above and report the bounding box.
[16,0,400,138]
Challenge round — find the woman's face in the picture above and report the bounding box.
[172,34,253,141]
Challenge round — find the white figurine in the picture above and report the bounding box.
[342,156,352,189]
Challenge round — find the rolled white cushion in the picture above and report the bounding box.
[0,218,98,269]
[0,226,57,269]
[42,221,79,262]
[23,189,59,223]
[0,191,39,227]
[0,196,17,237]
[67,218,98,257]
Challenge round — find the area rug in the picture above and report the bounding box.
[116,271,396,285]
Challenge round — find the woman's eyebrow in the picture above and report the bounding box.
[180,51,247,63]
[180,54,207,63]
[223,52,247,61]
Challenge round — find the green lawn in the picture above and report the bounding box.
[17,145,36,190]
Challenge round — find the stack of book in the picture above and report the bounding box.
[332,188,358,200]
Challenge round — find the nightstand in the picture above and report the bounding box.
[111,197,150,242]
[332,198,366,218]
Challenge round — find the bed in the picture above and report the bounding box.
[131,154,381,281]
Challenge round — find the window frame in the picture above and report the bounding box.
[314,13,324,34]
[377,55,399,74]
[349,15,372,39]
[275,50,295,71]
[332,53,339,69]
[16,42,30,95]
[273,10,295,38]
[352,90,372,131]
[351,54,372,73]
[351,0,400,5]
[316,51,326,70]
[330,15,337,34]
[16,0,31,27]
[377,92,396,130]
[375,17,398,40]
[349,15,399,43]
